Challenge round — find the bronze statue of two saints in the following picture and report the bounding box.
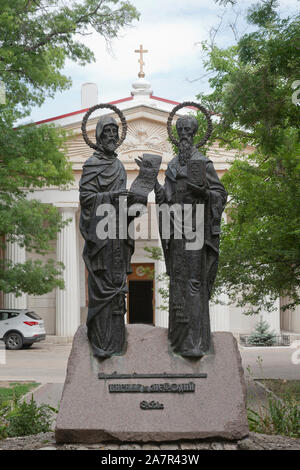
[79,102,227,360]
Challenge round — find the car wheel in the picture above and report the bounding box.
[5,332,23,350]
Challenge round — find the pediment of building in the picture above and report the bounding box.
[66,104,248,173]
[67,105,174,171]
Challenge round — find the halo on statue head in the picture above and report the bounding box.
[167,101,213,149]
[81,103,127,150]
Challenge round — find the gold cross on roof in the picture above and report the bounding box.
[135,44,148,78]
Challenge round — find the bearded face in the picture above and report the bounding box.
[178,136,194,166]
[99,123,119,156]
[177,119,196,166]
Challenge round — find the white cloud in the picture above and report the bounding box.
[27,0,299,122]
[76,20,205,79]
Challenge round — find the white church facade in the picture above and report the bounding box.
[3,77,299,339]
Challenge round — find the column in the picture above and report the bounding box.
[55,205,80,337]
[209,211,230,332]
[260,297,281,333]
[209,292,230,332]
[4,241,27,309]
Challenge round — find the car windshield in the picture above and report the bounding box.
[25,311,42,320]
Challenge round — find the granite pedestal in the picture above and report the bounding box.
[55,324,249,443]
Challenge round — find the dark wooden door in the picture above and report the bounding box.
[127,263,154,324]
[128,280,153,324]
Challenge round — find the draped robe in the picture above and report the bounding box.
[79,151,134,358]
[155,147,227,356]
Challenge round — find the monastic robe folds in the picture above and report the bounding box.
[79,151,134,358]
[156,147,227,355]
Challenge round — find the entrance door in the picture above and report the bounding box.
[129,280,153,324]
[127,263,154,325]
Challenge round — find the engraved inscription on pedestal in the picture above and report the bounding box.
[140,401,164,410]
[108,382,196,393]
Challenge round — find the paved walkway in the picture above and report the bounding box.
[0,340,71,383]
[239,344,300,380]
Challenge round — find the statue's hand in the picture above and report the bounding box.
[135,156,152,170]
[110,189,131,200]
[135,156,143,168]
[187,182,208,200]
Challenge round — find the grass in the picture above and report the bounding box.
[247,379,300,438]
[261,379,300,405]
[0,382,56,439]
[0,382,39,405]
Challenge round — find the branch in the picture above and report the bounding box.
[228,9,241,41]
[21,1,106,53]
[74,0,104,25]
[23,29,74,52]
[186,70,214,84]
[209,12,226,49]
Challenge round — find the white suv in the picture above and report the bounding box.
[0,309,46,350]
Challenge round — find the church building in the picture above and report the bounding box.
[3,56,299,339]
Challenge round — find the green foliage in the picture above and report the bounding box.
[1,258,65,296]
[0,384,56,439]
[246,363,300,438]
[248,395,300,438]
[143,246,165,262]
[144,246,170,312]
[0,395,56,439]
[0,382,38,405]
[0,0,139,297]
[197,0,300,312]
[248,317,276,345]
[263,379,300,405]
[196,1,300,154]
[0,0,139,119]
[215,133,300,313]
[214,0,237,5]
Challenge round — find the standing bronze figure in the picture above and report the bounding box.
[79,104,162,359]
[79,105,134,359]
[155,103,227,358]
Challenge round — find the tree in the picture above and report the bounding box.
[0,0,139,297]
[247,317,276,346]
[143,246,169,313]
[194,0,300,314]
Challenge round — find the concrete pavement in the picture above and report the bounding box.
[25,382,64,409]
[240,344,300,380]
[0,340,71,383]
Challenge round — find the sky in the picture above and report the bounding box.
[27,0,299,123]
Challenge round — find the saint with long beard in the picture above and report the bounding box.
[155,115,227,358]
[79,115,134,359]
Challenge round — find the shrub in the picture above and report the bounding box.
[248,317,277,346]
[0,394,56,439]
[248,395,300,438]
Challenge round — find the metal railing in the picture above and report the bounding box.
[239,334,290,347]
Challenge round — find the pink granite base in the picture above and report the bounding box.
[55,324,249,443]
